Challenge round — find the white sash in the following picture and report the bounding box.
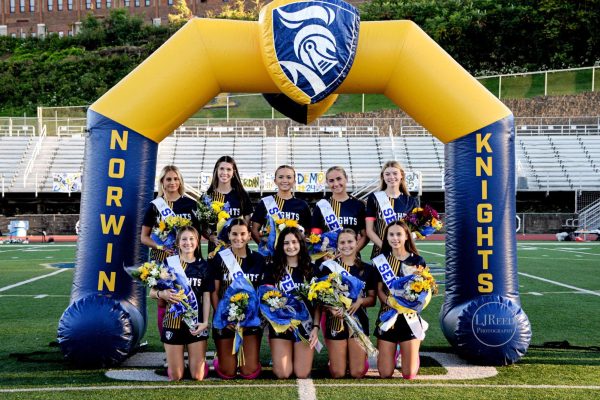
[372,254,428,340]
[317,199,343,232]
[219,248,244,281]
[374,191,397,225]
[321,260,350,277]
[372,254,397,290]
[262,195,283,220]
[152,197,176,220]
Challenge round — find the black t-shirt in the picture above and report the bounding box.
[311,196,366,234]
[163,258,214,329]
[319,259,378,297]
[366,192,418,255]
[374,251,427,312]
[208,188,253,219]
[142,195,200,231]
[263,262,319,314]
[251,194,312,232]
[209,248,266,299]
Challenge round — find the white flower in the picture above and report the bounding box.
[278,223,286,232]
[146,277,157,287]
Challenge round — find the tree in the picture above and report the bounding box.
[168,0,193,27]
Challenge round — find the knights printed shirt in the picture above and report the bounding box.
[366,193,418,256]
[209,248,266,299]
[319,259,378,297]
[163,259,214,330]
[375,252,426,313]
[142,196,201,261]
[311,196,366,234]
[251,194,312,232]
[208,188,253,219]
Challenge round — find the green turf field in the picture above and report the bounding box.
[0,242,599,399]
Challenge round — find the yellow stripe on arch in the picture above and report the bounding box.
[339,20,511,143]
[90,18,278,143]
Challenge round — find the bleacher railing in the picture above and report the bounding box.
[22,125,46,188]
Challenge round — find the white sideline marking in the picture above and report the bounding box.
[297,379,317,400]
[538,247,600,256]
[108,352,496,382]
[518,272,600,297]
[1,383,599,393]
[528,292,543,296]
[34,294,48,299]
[0,269,68,292]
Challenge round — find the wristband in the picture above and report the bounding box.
[312,324,320,330]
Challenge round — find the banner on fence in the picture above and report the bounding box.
[296,171,326,193]
[241,173,261,191]
[405,171,421,193]
[53,173,82,192]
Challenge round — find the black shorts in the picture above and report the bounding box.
[212,326,263,340]
[161,325,209,345]
[374,312,418,344]
[324,308,370,341]
[268,323,310,342]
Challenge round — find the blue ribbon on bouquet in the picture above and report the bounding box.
[258,284,311,342]
[257,216,277,257]
[213,276,261,355]
[150,231,176,250]
[165,256,199,329]
[379,274,431,331]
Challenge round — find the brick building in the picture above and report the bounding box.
[0,0,238,37]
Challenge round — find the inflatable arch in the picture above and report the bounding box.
[58,0,530,366]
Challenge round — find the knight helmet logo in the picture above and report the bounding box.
[272,0,360,104]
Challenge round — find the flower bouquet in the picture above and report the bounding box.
[258,216,302,257]
[213,276,260,365]
[258,285,311,343]
[307,273,378,357]
[151,215,192,251]
[125,259,199,329]
[307,231,339,261]
[379,267,437,335]
[195,194,231,237]
[403,205,443,239]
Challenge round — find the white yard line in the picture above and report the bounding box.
[537,247,600,256]
[419,249,446,258]
[1,383,599,393]
[297,379,317,400]
[518,272,600,297]
[0,269,68,292]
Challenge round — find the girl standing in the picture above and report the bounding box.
[209,219,266,379]
[311,166,367,249]
[141,165,200,333]
[251,165,311,244]
[372,220,426,379]
[264,227,321,379]
[149,226,212,381]
[205,156,253,253]
[321,229,376,378]
[365,161,417,258]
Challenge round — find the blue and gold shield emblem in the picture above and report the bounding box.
[260,0,360,105]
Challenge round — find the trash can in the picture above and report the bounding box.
[9,221,29,237]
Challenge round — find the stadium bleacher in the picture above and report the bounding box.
[2,120,599,195]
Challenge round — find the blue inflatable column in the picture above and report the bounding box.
[441,115,531,365]
[57,110,157,366]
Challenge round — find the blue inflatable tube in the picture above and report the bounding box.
[57,110,157,366]
[441,115,531,365]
